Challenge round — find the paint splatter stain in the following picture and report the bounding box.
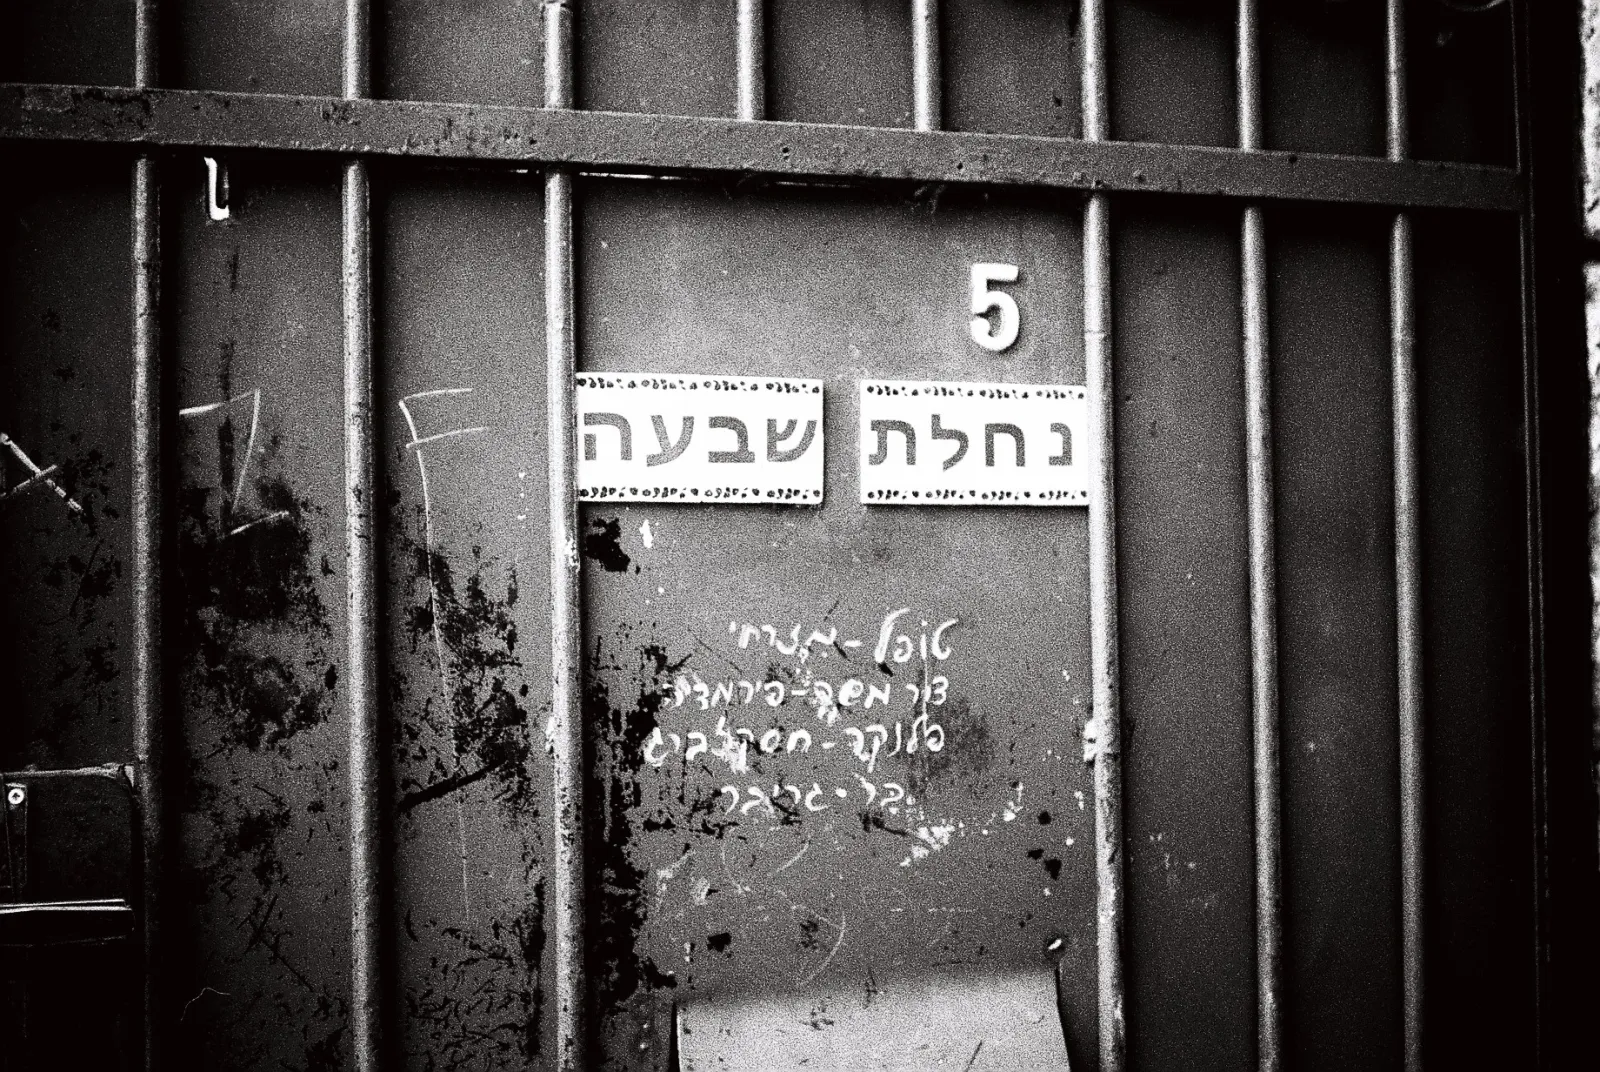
[583,516,631,573]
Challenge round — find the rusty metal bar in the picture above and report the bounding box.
[911,0,941,132]
[343,2,383,1071]
[131,2,162,1070]
[132,114,164,1072]
[1082,3,1123,1071]
[0,85,1524,212]
[543,4,586,1071]
[1387,2,1424,1069]
[736,0,765,122]
[1237,3,1282,1071]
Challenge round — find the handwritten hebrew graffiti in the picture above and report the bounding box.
[859,380,1090,505]
[577,374,824,503]
[629,607,972,829]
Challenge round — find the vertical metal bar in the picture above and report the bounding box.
[1237,0,1263,153]
[1392,208,1422,1072]
[343,1,382,1071]
[1081,3,1123,1071]
[736,0,765,122]
[1387,3,1424,1070]
[911,0,942,132]
[132,3,162,1070]
[543,4,586,1072]
[1237,3,1282,1071]
[1386,0,1409,164]
[1242,206,1281,1071]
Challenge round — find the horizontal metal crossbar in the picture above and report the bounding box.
[0,83,1521,212]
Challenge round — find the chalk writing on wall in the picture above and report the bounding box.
[858,380,1090,505]
[639,607,968,822]
[577,374,824,504]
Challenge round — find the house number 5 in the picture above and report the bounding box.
[969,262,1020,352]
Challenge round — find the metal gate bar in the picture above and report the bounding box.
[1081,3,1125,1072]
[1235,4,1284,1071]
[1386,3,1425,1070]
[0,84,1521,213]
[341,1,384,1070]
[543,3,587,1071]
[129,0,162,1068]
[130,1,162,1070]
[911,0,941,133]
[736,0,765,122]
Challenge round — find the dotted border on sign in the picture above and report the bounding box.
[577,374,823,395]
[580,486,823,503]
[861,382,1086,401]
[862,488,1089,504]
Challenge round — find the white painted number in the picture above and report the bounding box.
[969,262,1020,352]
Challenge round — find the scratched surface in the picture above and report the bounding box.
[579,179,1095,1072]
[167,158,352,1070]
[0,150,134,771]
[378,169,556,1072]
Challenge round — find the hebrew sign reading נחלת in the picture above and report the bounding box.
[577,374,824,503]
[859,379,1090,505]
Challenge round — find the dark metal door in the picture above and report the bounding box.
[1,3,1591,1072]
